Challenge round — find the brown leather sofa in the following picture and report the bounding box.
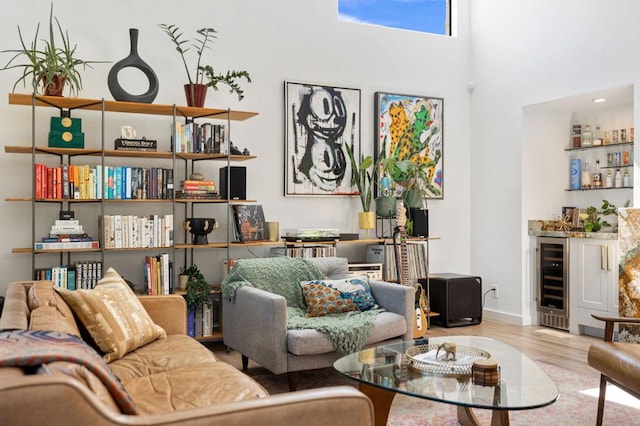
[587,314,640,426]
[0,280,374,426]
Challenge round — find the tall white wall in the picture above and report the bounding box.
[470,0,640,322]
[0,0,473,295]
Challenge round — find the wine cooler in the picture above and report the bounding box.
[536,237,569,330]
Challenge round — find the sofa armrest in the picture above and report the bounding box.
[0,372,373,426]
[370,279,414,341]
[138,295,186,335]
[222,286,288,374]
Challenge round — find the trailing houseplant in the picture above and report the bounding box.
[581,199,629,232]
[180,264,212,308]
[0,4,105,97]
[159,24,251,105]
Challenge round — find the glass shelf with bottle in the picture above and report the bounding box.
[564,141,634,152]
[569,158,631,191]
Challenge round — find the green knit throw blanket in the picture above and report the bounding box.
[221,257,380,353]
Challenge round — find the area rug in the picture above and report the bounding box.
[248,361,640,425]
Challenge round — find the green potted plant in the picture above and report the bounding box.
[159,24,251,107]
[180,264,212,309]
[0,4,105,97]
[581,199,628,232]
[345,144,378,238]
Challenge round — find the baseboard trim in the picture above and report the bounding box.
[482,309,524,325]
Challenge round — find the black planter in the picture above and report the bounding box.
[108,28,159,103]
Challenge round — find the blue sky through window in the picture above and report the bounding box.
[338,0,448,35]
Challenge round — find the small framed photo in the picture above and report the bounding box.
[562,206,579,229]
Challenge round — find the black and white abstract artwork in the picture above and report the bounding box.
[285,81,361,196]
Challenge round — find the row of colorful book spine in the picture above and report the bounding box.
[101,214,174,249]
[173,122,227,154]
[34,261,103,290]
[34,164,174,200]
[143,253,173,296]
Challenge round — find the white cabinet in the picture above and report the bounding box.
[571,237,618,334]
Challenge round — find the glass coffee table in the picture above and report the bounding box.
[334,336,558,426]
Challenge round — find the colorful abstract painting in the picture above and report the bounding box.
[285,81,361,196]
[375,92,444,199]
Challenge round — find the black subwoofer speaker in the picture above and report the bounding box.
[220,166,246,200]
[429,273,482,327]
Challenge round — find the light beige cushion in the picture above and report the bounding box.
[56,267,166,362]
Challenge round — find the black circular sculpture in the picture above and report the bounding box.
[108,28,159,103]
[183,218,218,245]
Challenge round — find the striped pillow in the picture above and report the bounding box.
[56,267,166,362]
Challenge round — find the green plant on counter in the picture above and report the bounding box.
[581,199,629,232]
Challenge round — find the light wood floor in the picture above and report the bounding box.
[207,318,603,378]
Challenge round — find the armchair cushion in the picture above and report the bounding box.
[300,276,377,317]
[56,267,166,362]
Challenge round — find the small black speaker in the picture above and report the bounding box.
[220,166,246,200]
[409,208,429,237]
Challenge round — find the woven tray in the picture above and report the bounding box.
[406,344,491,376]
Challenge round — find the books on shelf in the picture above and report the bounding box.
[186,293,220,338]
[175,179,219,199]
[35,260,102,290]
[37,218,97,250]
[114,138,157,151]
[143,253,173,295]
[173,122,227,154]
[34,164,174,200]
[232,204,266,242]
[270,245,337,258]
[101,214,173,249]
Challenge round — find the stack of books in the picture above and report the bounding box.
[176,179,219,199]
[35,219,98,250]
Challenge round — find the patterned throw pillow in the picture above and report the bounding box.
[56,267,166,362]
[300,276,377,317]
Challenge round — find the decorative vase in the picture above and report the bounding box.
[358,211,376,239]
[108,28,159,103]
[404,189,424,209]
[184,83,208,107]
[183,218,218,245]
[376,196,397,218]
[42,75,66,96]
[178,274,189,291]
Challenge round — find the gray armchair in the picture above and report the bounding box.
[222,257,414,391]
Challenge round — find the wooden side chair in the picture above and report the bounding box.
[587,314,640,426]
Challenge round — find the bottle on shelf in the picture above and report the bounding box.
[570,158,581,190]
[582,125,593,147]
[615,169,623,188]
[623,169,631,187]
[604,130,612,145]
[593,124,603,146]
[581,162,592,189]
[571,121,582,148]
[605,170,613,188]
[591,160,602,188]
